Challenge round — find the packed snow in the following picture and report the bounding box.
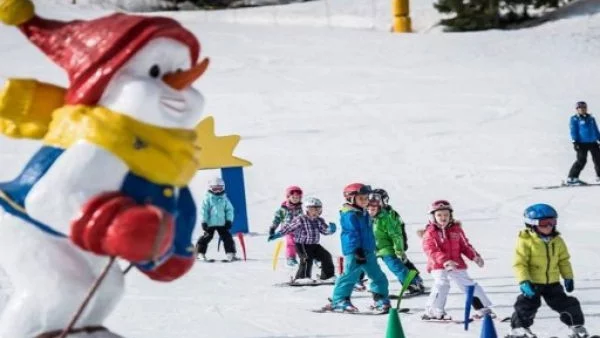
[1,0,600,337]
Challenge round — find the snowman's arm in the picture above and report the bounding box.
[25,140,128,235]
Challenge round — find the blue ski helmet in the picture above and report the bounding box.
[524,203,558,225]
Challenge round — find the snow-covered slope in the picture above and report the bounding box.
[1,1,600,337]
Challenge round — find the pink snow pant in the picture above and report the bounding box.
[286,233,296,258]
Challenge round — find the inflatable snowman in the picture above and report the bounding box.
[0,0,209,336]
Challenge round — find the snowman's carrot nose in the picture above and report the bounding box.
[163,58,210,91]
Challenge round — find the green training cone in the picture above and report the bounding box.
[386,308,406,338]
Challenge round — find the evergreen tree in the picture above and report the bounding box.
[434,0,573,31]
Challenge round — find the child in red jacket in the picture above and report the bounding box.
[421,200,493,321]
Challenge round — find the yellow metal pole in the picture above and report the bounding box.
[392,0,411,33]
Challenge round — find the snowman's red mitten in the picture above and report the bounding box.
[70,192,174,262]
[138,255,195,282]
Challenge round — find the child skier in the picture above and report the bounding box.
[507,203,589,338]
[196,177,237,261]
[321,183,391,313]
[367,191,425,296]
[421,200,493,320]
[269,197,336,283]
[371,188,426,294]
[566,101,600,184]
[269,186,303,266]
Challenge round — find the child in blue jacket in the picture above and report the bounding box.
[320,183,390,313]
[567,101,600,184]
[196,177,236,261]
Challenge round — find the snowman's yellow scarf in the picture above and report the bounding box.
[43,106,201,187]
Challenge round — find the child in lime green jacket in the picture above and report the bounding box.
[367,192,425,295]
[507,203,588,338]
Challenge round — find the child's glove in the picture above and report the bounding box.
[268,232,283,242]
[519,281,536,298]
[573,142,581,151]
[224,220,232,230]
[354,248,367,265]
[201,222,208,232]
[268,226,277,236]
[328,222,337,234]
[443,260,458,271]
[396,251,407,263]
[564,279,574,293]
[473,256,484,268]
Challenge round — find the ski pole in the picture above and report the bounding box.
[58,256,116,338]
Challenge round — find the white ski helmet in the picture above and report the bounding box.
[209,177,225,191]
[305,197,322,208]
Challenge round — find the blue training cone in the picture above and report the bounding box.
[464,284,475,331]
[480,313,498,338]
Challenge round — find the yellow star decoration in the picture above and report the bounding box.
[194,116,251,170]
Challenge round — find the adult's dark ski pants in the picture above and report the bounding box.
[568,142,600,178]
[294,243,334,280]
[196,227,236,254]
[510,283,584,329]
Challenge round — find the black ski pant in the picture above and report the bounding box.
[568,142,600,178]
[196,227,236,254]
[294,243,334,280]
[510,283,584,329]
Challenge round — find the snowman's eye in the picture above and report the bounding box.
[176,68,183,73]
[149,65,161,78]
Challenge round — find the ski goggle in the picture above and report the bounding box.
[368,193,383,205]
[288,189,302,196]
[526,217,557,228]
[210,185,224,192]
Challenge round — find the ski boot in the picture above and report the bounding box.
[421,307,452,321]
[566,177,585,185]
[321,298,358,313]
[421,313,453,321]
[286,257,298,266]
[353,279,367,291]
[225,253,237,262]
[472,307,497,320]
[317,274,336,283]
[504,327,537,338]
[197,253,207,261]
[569,325,590,338]
[371,294,391,314]
[406,283,426,296]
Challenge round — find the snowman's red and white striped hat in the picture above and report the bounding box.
[15,10,200,105]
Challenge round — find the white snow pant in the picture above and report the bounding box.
[0,211,125,338]
[425,269,492,316]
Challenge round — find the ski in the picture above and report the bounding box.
[197,258,216,263]
[533,180,600,190]
[197,258,239,263]
[274,280,336,287]
[310,307,411,315]
[421,314,508,324]
[389,288,431,299]
[420,316,464,324]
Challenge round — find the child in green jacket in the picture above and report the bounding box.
[367,191,426,295]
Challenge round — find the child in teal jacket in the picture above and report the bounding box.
[196,177,236,261]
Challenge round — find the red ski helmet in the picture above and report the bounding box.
[286,186,303,197]
[343,183,372,203]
